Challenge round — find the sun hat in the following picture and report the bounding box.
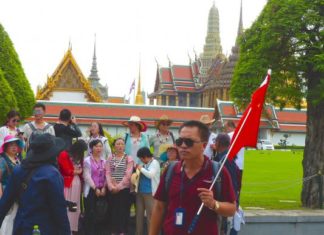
[159,143,177,154]
[122,116,147,132]
[159,144,178,162]
[26,133,65,163]
[155,115,173,128]
[0,135,24,154]
[199,115,215,125]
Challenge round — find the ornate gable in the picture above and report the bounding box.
[36,49,102,102]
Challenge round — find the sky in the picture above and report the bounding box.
[0,0,267,99]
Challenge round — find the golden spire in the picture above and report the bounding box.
[135,61,144,105]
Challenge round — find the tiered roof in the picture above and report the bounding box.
[149,60,201,98]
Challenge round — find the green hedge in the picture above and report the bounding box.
[274,145,304,150]
[0,24,35,119]
[0,69,17,124]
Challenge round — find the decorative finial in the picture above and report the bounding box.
[154,57,160,67]
[68,38,72,51]
[167,55,172,67]
[188,51,192,64]
[94,33,97,57]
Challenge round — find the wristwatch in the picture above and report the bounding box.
[213,200,220,211]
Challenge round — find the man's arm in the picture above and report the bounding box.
[149,199,166,235]
[198,188,236,217]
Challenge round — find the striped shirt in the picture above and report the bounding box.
[108,155,127,184]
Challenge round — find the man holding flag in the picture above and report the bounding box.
[150,71,271,235]
[150,121,236,235]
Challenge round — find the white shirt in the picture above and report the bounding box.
[228,131,245,170]
[139,159,160,195]
[22,121,55,142]
[204,132,217,159]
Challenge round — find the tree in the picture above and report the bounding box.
[0,69,17,124]
[0,24,35,120]
[230,0,323,208]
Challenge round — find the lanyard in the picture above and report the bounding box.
[179,159,208,206]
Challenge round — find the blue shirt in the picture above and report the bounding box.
[139,173,152,193]
[0,164,71,235]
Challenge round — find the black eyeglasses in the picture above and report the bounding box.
[175,137,201,147]
[12,119,20,123]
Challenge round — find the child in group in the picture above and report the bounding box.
[134,147,160,235]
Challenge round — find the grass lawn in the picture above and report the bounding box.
[240,150,304,210]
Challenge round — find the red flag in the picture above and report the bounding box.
[227,71,271,160]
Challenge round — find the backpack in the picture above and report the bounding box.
[28,122,52,144]
[164,160,222,200]
[213,154,239,199]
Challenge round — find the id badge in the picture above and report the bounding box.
[175,207,186,227]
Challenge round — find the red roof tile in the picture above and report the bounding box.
[216,100,306,133]
[276,110,306,124]
[277,124,306,132]
[33,101,214,127]
[172,66,193,80]
[176,86,195,91]
[161,68,172,83]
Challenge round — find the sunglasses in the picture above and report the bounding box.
[175,137,201,147]
[11,119,20,123]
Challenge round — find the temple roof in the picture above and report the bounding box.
[36,49,102,102]
[213,99,306,133]
[27,100,214,128]
[149,60,201,98]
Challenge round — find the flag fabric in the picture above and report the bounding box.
[227,71,271,161]
[129,79,135,95]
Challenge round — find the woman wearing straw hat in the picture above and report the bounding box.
[149,115,175,163]
[122,116,149,165]
[160,144,180,174]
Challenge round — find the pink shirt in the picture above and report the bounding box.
[105,154,134,191]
